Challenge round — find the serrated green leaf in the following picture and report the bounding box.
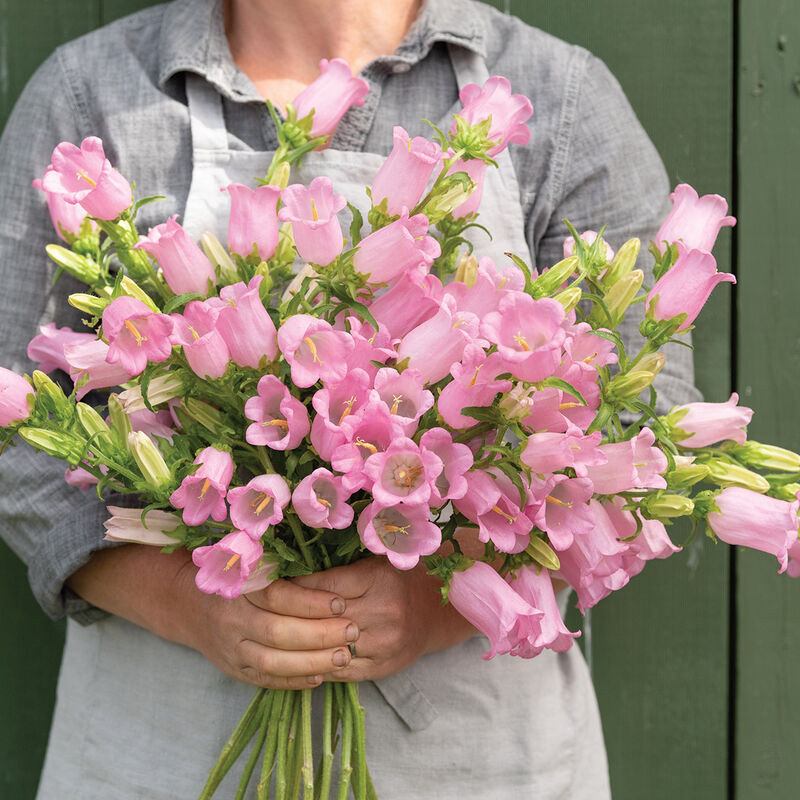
[461,405,502,424]
[163,292,204,314]
[348,202,364,246]
[491,460,527,508]
[539,377,587,406]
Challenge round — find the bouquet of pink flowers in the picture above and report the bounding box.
[2,60,799,799]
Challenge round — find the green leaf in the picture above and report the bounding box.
[491,460,527,508]
[505,252,534,293]
[163,292,205,314]
[538,377,587,406]
[348,202,365,246]
[132,195,166,214]
[461,405,502,424]
[335,534,364,559]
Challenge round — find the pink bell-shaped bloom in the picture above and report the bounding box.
[786,533,800,579]
[562,230,615,261]
[353,211,440,285]
[397,295,480,385]
[223,183,282,261]
[227,474,292,538]
[279,177,346,266]
[666,392,753,448]
[647,244,735,331]
[33,170,95,239]
[292,58,370,138]
[357,501,441,570]
[216,276,278,367]
[277,314,353,388]
[455,76,533,155]
[447,157,487,219]
[193,531,269,600]
[170,300,230,380]
[27,323,95,375]
[419,427,473,505]
[481,292,566,383]
[127,407,177,444]
[64,464,102,490]
[363,436,443,507]
[522,386,582,436]
[563,323,618,369]
[656,183,736,253]
[619,506,680,577]
[368,272,443,339]
[134,216,216,296]
[535,476,596,551]
[103,506,181,546]
[438,345,511,429]
[340,316,396,380]
[371,367,433,434]
[707,487,800,573]
[292,468,354,530]
[371,127,442,216]
[448,561,543,660]
[244,374,309,450]
[507,566,580,655]
[585,427,668,495]
[102,296,174,377]
[42,136,132,220]
[64,339,134,400]
[521,431,606,477]
[444,256,523,318]
[170,446,234,526]
[310,368,371,460]
[0,368,34,427]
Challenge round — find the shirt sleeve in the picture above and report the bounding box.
[0,49,119,624]
[530,52,701,411]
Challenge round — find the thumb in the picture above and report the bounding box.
[293,557,379,599]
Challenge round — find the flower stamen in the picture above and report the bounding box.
[390,394,403,415]
[354,438,378,455]
[491,505,517,523]
[338,396,356,426]
[513,331,531,351]
[546,495,573,508]
[303,336,322,364]
[124,319,146,346]
[76,169,97,188]
[223,553,241,572]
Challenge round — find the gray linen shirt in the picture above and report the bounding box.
[0,0,699,622]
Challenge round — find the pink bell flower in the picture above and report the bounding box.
[584,427,668,495]
[562,230,615,261]
[535,476,596,551]
[0,368,34,427]
[42,136,133,220]
[27,323,95,375]
[33,170,95,239]
[371,367,433,433]
[647,244,735,331]
[444,256,523,318]
[279,177,346,266]
[666,392,753,448]
[193,531,271,600]
[339,316,396,380]
[170,446,234,526]
[277,314,353,388]
[419,428,473,505]
[227,474,291,538]
[521,431,606,477]
[448,561,543,660]
[522,386,582,436]
[170,300,230,380]
[353,211,440,285]
[223,183,282,261]
[292,468,354,530]
[563,323,619,369]
[787,534,800,579]
[127,407,176,444]
[64,338,133,400]
[103,506,181,546]
[656,184,736,253]
[310,368,371,460]
[102,296,174,377]
[64,464,102,490]
[216,276,278,368]
[447,157,487,219]
[507,566,580,655]
[455,76,533,155]
[134,216,216,296]
[357,501,441,570]
[368,272,443,339]
[244,374,309,450]
[363,436,443,507]
[707,487,800,573]
[292,58,370,139]
[371,127,442,216]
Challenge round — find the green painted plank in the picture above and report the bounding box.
[100,0,160,24]
[735,3,800,798]
[484,2,734,798]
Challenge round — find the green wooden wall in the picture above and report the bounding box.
[1,1,798,798]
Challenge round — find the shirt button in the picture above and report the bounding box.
[393,63,411,74]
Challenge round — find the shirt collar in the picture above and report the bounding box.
[157,0,486,97]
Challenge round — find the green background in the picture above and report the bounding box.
[2,0,799,797]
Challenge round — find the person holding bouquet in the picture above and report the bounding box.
[0,0,699,797]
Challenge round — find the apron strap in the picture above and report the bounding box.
[185,72,230,156]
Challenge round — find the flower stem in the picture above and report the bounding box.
[287,697,303,798]
[336,684,354,800]
[286,512,318,571]
[234,693,272,800]
[257,690,286,799]
[275,690,297,800]
[316,683,334,800]
[347,683,367,799]
[301,689,315,796]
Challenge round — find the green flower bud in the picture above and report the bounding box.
[275,222,297,265]
[107,393,132,447]
[45,244,101,284]
[596,269,643,327]
[201,232,239,284]
[606,356,664,403]
[76,403,114,450]
[127,431,173,491]
[553,286,583,313]
[530,256,579,298]
[117,276,160,312]
[421,172,475,223]
[603,237,640,288]
[773,482,800,502]
[701,457,771,492]
[18,427,86,466]
[525,536,561,571]
[666,463,711,490]
[182,397,226,433]
[271,161,291,190]
[640,491,695,518]
[118,374,185,413]
[31,371,74,421]
[730,442,800,473]
[454,253,479,287]
[69,293,109,316]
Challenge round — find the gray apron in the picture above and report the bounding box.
[37,46,610,800]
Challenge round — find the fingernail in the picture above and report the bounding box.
[332,648,350,667]
[345,624,359,643]
[330,598,345,616]
[307,675,322,686]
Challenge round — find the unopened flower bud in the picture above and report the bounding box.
[638,352,666,377]
[553,286,583,312]
[19,427,85,466]
[76,402,114,450]
[271,162,291,190]
[596,269,643,326]
[603,237,640,288]
[45,244,101,284]
[118,373,185,413]
[254,261,274,299]
[640,491,695,518]
[499,383,535,420]
[667,463,711,490]
[107,393,132,446]
[422,172,474,223]
[454,252,479,286]
[606,364,660,403]
[69,293,109,316]
[525,536,561,571]
[127,431,173,491]
[181,397,225,433]
[118,276,160,312]
[773,482,800,502]
[531,256,578,298]
[275,222,297,264]
[701,457,771,493]
[200,232,239,284]
[730,442,800,473]
[31,371,73,421]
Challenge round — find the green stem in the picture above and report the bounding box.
[257,690,286,799]
[265,143,290,185]
[316,683,334,800]
[275,690,297,800]
[234,693,273,800]
[336,685,354,800]
[256,446,276,474]
[287,697,303,799]
[286,513,318,571]
[346,683,367,800]
[301,689,315,797]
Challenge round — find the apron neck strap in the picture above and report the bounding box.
[185,73,229,154]
[446,42,490,89]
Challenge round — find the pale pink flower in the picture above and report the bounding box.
[448,561,543,660]
[521,431,606,477]
[244,374,309,450]
[368,272,443,339]
[667,392,753,448]
[127,408,176,443]
[787,533,800,579]
[64,339,132,400]
[535,476,596,551]
[33,170,95,239]
[103,506,181,545]
[292,468,354,530]
[279,177,345,266]
[102,296,174,376]
[134,216,216,296]
[563,323,619,369]
[444,256,524,318]
[64,464,101,490]
[353,211,440,285]
[371,367,433,433]
[562,230,614,261]
[522,386,583,436]
[447,157,487,218]
[227,474,291,538]
[363,437,443,507]
[193,531,269,600]
[339,316,396,380]
[310,368,372,460]
[419,428,473,505]
[707,487,800,573]
[357,501,441,569]
[216,276,278,368]
[371,127,442,215]
[27,323,95,375]
[0,368,34,426]
[42,136,132,219]
[647,243,735,331]
[277,314,353,388]
[223,183,282,261]
[584,427,668,495]
[170,301,230,380]
[455,76,533,155]
[656,183,736,253]
[170,447,234,526]
[293,58,370,138]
